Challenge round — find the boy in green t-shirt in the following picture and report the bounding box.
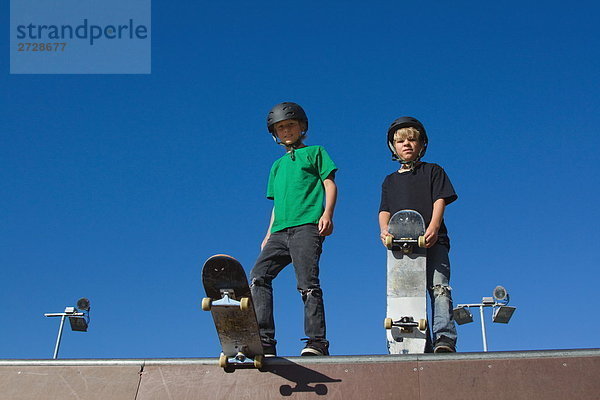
[250,102,338,357]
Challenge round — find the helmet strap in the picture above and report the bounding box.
[399,160,417,170]
[392,147,424,169]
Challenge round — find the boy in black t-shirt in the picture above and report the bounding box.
[379,116,458,353]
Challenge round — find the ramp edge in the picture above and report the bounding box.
[0,348,598,367]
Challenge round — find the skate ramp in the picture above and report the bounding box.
[1,349,598,399]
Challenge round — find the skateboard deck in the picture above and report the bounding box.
[384,210,428,354]
[201,254,264,369]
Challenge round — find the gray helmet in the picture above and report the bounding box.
[267,102,308,134]
[387,116,428,161]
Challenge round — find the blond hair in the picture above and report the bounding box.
[393,126,422,143]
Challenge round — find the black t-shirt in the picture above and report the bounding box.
[379,162,457,246]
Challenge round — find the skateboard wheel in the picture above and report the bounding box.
[384,318,393,330]
[219,353,228,368]
[240,297,250,311]
[385,235,393,249]
[201,297,212,311]
[418,318,427,331]
[418,236,426,248]
[254,355,264,368]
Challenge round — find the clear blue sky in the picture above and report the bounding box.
[1,1,599,359]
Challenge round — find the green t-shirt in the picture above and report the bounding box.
[267,145,338,233]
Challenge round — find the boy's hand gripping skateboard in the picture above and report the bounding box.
[384,210,428,354]
[201,254,264,370]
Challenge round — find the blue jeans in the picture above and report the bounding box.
[250,224,326,346]
[427,243,457,345]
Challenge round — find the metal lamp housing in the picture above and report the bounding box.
[453,306,474,325]
[493,286,508,302]
[68,316,88,332]
[76,298,91,311]
[493,306,516,324]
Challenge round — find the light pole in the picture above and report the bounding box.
[453,286,516,352]
[44,298,90,359]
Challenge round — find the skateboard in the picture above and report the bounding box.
[383,210,428,354]
[201,254,264,370]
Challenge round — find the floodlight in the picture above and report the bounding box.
[69,316,88,332]
[77,298,90,311]
[493,306,516,324]
[454,286,517,351]
[453,306,474,325]
[493,286,508,302]
[44,297,91,358]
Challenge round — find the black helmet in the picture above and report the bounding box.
[386,116,428,161]
[267,102,308,134]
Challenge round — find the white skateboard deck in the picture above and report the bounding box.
[385,210,428,354]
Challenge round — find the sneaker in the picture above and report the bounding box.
[300,338,330,356]
[262,343,277,357]
[433,336,456,353]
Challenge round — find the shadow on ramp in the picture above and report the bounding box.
[261,358,342,396]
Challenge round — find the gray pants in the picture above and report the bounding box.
[427,243,457,345]
[250,224,326,346]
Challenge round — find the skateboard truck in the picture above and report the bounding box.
[384,316,427,332]
[219,351,264,369]
[201,289,251,311]
[385,235,426,252]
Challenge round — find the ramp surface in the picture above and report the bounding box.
[1,349,599,399]
[0,364,141,400]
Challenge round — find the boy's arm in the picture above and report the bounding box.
[261,208,275,250]
[425,198,446,248]
[318,173,337,236]
[379,211,391,246]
